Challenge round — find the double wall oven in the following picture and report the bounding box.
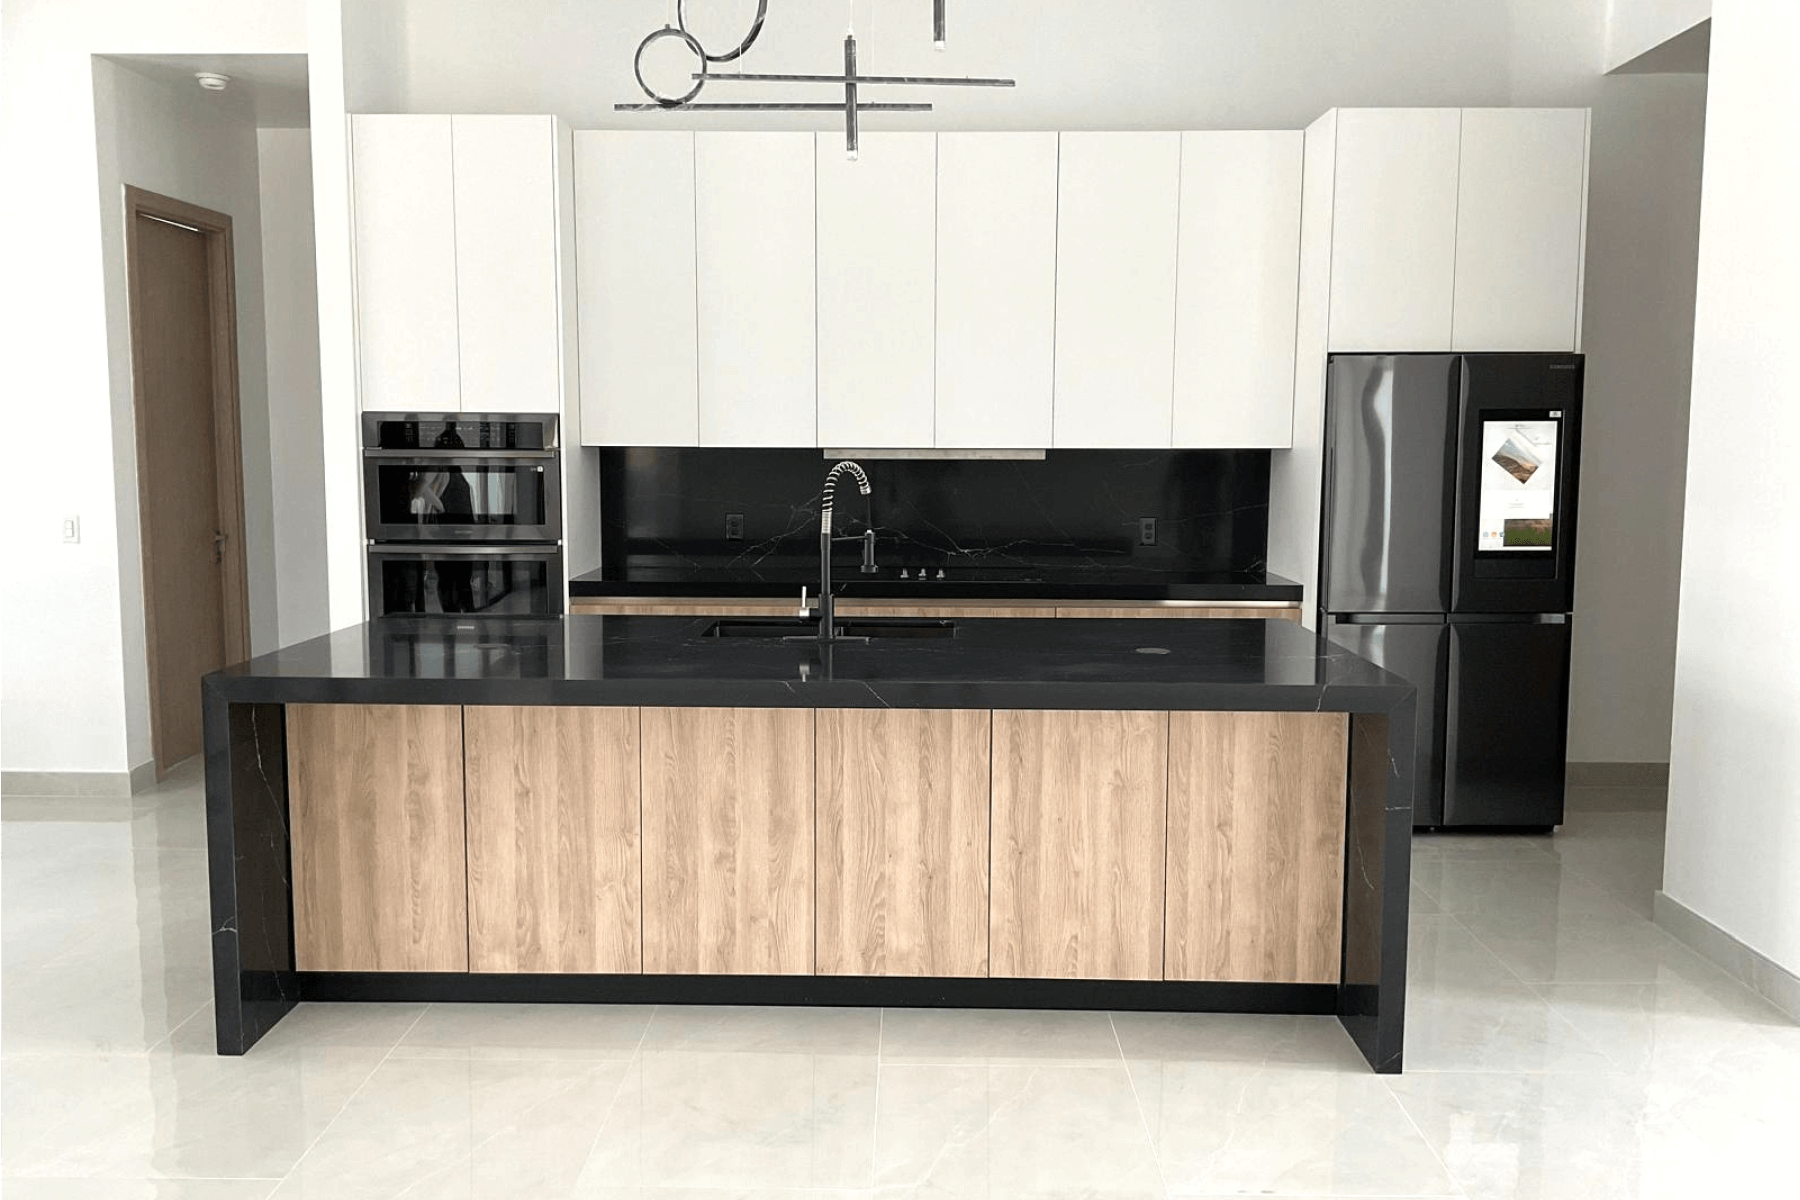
[364,413,564,617]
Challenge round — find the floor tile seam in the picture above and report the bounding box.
[273,1003,433,1188]
[1108,1010,1175,1198]
[139,997,215,1057]
[565,1002,656,1189]
[867,1007,884,1192]
[1445,912,1540,990]
[874,1057,1129,1069]
[1375,1075,1473,1200]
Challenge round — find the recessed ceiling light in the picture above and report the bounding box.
[194,71,231,92]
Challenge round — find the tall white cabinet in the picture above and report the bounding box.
[350,115,574,415]
[694,132,817,447]
[816,134,937,449]
[1052,133,1183,448]
[934,133,1059,450]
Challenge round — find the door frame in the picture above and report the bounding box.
[123,185,252,777]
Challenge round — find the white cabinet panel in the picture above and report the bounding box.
[452,116,563,414]
[1327,109,1462,352]
[1173,130,1303,448]
[1452,109,1590,352]
[575,131,699,445]
[695,133,816,447]
[1053,133,1181,448]
[351,116,459,412]
[816,134,936,448]
[935,133,1058,449]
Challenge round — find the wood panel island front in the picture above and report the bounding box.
[203,614,1417,1072]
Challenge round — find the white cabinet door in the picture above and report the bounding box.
[935,133,1058,449]
[1053,132,1181,448]
[1452,108,1590,352]
[694,133,816,447]
[816,133,936,449]
[575,131,699,445]
[1173,130,1303,448]
[1327,109,1462,352]
[452,116,564,415]
[351,115,460,412]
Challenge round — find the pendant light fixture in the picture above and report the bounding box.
[616,0,1014,158]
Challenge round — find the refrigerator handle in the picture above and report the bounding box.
[1442,626,1462,811]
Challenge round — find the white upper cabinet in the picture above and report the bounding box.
[452,116,566,414]
[1173,131,1303,448]
[816,134,937,449]
[1053,132,1182,448]
[694,132,817,447]
[1452,109,1591,351]
[575,131,699,445]
[351,115,460,412]
[934,133,1058,450]
[1327,109,1462,352]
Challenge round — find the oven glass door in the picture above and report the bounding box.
[365,457,558,543]
[369,548,563,617]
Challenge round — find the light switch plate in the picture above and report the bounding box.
[62,515,80,544]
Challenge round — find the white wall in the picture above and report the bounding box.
[0,0,304,778]
[1662,0,1800,977]
[1606,0,1712,71]
[258,127,331,647]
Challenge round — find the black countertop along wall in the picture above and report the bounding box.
[585,447,1294,602]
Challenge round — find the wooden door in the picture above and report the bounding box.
[576,131,700,445]
[452,115,565,413]
[641,707,815,974]
[288,704,469,972]
[694,133,816,446]
[816,133,937,448]
[349,115,460,410]
[464,706,642,973]
[1452,108,1590,352]
[1173,131,1303,449]
[816,709,990,977]
[1165,712,1348,984]
[935,132,1058,449]
[1052,133,1181,448]
[990,710,1168,979]
[1326,109,1462,352]
[125,190,250,776]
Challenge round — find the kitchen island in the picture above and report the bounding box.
[203,614,1416,1071]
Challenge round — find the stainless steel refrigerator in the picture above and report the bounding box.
[1319,353,1583,830]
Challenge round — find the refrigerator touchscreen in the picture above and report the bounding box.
[1478,418,1559,551]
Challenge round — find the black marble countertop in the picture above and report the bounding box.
[206,614,1411,714]
[570,558,1303,603]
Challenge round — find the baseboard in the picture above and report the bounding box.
[1,761,159,798]
[1654,891,1800,1023]
[1566,761,1670,787]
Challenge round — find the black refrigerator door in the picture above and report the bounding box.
[1328,617,1450,826]
[1443,617,1572,828]
[1321,355,1461,615]
[1451,354,1584,614]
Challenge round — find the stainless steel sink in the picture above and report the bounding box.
[703,619,956,640]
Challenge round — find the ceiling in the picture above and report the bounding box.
[107,54,311,127]
[1610,20,1711,75]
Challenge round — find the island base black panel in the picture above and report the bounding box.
[1339,706,1417,1074]
[297,972,1338,1016]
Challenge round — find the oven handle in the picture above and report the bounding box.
[364,448,557,460]
[368,545,563,557]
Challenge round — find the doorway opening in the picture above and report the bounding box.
[123,185,252,778]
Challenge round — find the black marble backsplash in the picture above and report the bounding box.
[598,448,1270,575]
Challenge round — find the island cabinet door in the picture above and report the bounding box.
[990,710,1169,980]
[463,706,642,973]
[816,709,991,977]
[288,704,468,972]
[1164,711,1349,984]
[641,707,815,974]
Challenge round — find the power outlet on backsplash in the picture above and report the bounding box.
[1138,517,1158,547]
[724,513,745,540]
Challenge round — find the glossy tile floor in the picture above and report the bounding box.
[4,767,1797,1199]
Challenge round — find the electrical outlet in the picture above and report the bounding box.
[725,513,745,541]
[1138,517,1157,547]
[62,515,80,544]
